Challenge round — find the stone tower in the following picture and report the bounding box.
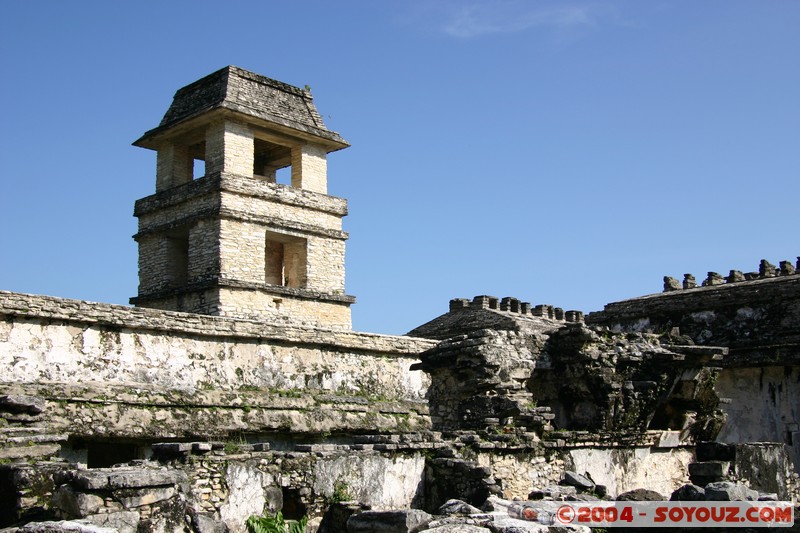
[130,66,354,328]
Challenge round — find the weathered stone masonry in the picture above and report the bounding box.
[0,290,433,440]
[589,263,800,474]
[131,66,354,329]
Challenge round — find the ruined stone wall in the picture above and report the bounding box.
[473,444,693,500]
[0,290,434,440]
[587,273,800,359]
[716,366,800,462]
[587,271,800,472]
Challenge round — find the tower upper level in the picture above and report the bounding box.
[131,67,355,329]
[134,66,349,194]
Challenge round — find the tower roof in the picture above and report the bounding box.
[134,66,349,150]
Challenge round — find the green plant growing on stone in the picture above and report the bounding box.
[245,511,307,533]
[330,479,353,503]
[224,433,248,454]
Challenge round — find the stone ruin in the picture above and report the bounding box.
[0,66,797,532]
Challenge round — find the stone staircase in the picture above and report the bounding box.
[0,394,66,461]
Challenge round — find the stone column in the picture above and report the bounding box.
[155,142,193,192]
[205,120,254,176]
[291,143,328,194]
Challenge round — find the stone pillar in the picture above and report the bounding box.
[500,297,520,312]
[702,272,725,286]
[188,220,220,282]
[205,120,254,176]
[155,142,193,192]
[449,299,470,311]
[565,310,584,323]
[759,259,777,278]
[664,276,681,292]
[136,235,169,293]
[291,143,328,194]
[471,295,499,310]
[727,270,745,283]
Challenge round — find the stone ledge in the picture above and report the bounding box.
[134,172,348,218]
[0,290,436,356]
[134,206,349,241]
[587,274,800,325]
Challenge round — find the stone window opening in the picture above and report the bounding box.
[165,227,190,288]
[87,441,145,468]
[192,158,204,180]
[190,141,206,180]
[254,137,292,186]
[61,437,148,469]
[265,231,307,288]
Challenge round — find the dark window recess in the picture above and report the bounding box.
[281,487,307,520]
[87,441,142,468]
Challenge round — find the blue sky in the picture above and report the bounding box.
[1,1,798,335]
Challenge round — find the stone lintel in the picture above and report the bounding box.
[134,172,348,218]
[133,207,349,242]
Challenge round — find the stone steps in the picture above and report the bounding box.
[2,433,68,445]
[0,442,61,460]
[0,426,48,436]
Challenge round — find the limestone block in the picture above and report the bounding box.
[218,463,272,530]
[688,461,729,478]
[52,485,104,518]
[527,485,577,500]
[107,469,186,489]
[72,472,111,491]
[669,484,705,501]
[83,511,140,533]
[0,443,60,460]
[190,512,230,533]
[704,481,758,501]
[313,453,426,510]
[114,485,175,508]
[436,499,483,516]
[561,471,594,490]
[616,488,665,501]
[14,520,118,533]
[347,509,433,533]
[423,524,490,533]
[0,394,45,414]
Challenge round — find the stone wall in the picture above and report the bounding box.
[586,271,800,470]
[564,446,693,498]
[587,273,800,361]
[716,366,800,463]
[133,171,353,327]
[0,290,434,440]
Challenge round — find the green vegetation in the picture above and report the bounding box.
[330,480,353,503]
[224,433,248,454]
[245,511,307,533]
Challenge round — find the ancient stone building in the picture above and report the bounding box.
[131,66,354,328]
[0,67,797,532]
